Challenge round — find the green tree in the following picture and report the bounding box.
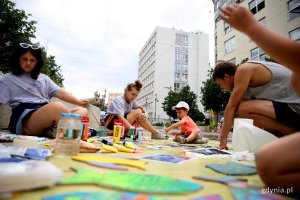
[0,0,36,73]
[0,0,64,86]
[162,85,204,121]
[42,54,64,87]
[200,68,231,119]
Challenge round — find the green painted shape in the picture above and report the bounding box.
[61,168,201,194]
[206,162,256,175]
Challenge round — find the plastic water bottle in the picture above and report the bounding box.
[137,127,143,145]
[55,113,82,156]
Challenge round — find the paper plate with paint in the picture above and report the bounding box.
[61,168,201,194]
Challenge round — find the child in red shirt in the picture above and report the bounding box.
[164,101,208,144]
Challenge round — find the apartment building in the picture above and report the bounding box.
[137,27,209,122]
[213,0,300,63]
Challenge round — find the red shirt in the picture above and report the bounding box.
[180,116,200,135]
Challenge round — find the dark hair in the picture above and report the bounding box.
[10,43,44,80]
[212,61,237,81]
[126,80,143,92]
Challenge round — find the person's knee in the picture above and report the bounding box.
[77,107,88,116]
[49,102,69,113]
[236,101,252,117]
[133,108,143,117]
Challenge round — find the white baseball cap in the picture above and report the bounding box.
[172,101,189,110]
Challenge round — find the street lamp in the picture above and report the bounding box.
[154,94,159,121]
[164,86,172,92]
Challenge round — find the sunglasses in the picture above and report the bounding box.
[19,43,40,50]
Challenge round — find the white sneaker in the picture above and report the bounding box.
[151,130,168,140]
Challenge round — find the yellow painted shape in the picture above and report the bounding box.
[87,138,95,143]
[101,144,118,153]
[113,144,135,153]
[72,155,147,170]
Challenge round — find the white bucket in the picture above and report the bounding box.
[232,118,278,152]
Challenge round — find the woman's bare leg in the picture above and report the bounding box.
[23,102,86,136]
[126,109,158,134]
[256,133,300,193]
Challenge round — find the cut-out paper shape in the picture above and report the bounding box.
[72,155,147,170]
[189,148,231,155]
[142,154,192,164]
[86,161,128,170]
[193,175,248,185]
[230,187,285,200]
[191,194,223,200]
[206,162,256,175]
[60,168,201,194]
[42,191,168,200]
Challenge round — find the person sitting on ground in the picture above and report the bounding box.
[213,61,300,150]
[104,80,167,139]
[0,42,88,137]
[219,4,300,193]
[164,101,208,144]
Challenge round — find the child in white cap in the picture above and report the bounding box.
[164,101,209,144]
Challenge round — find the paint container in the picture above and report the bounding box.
[129,126,135,142]
[232,118,278,152]
[137,128,143,145]
[113,143,134,153]
[113,125,122,143]
[81,116,89,141]
[101,138,113,146]
[123,141,137,150]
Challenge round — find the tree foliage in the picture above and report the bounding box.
[200,68,231,115]
[162,85,204,121]
[42,54,64,87]
[0,0,64,87]
[0,0,36,73]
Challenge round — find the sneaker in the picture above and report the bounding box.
[177,136,187,144]
[193,137,209,144]
[151,130,168,140]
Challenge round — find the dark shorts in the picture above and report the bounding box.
[273,101,300,130]
[9,103,47,135]
[204,118,210,126]
[104,113,128,130]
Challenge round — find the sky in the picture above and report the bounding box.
[14,0,215,99]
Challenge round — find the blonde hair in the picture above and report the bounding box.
[125,80,143,92]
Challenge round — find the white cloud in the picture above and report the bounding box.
[13,0,214,99]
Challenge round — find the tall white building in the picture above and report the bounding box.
[212,0,300,63]
[137,27,210,122]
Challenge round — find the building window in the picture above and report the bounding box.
[288,0,300,21]
[259,17,266,26]
[175,73,180,80]
[174,82,180,90]
[289,27,300,42]
[251,47,266,61]
[176,34,188,44]
[224,22,232,34]
[249,0,265,14]
[182,74,188,82]
[224,37,236,54]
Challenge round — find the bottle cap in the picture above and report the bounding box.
[81,116,89,122]
[60,113,81,118]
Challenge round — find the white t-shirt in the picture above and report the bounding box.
[0,73,61,108]
[107,94,140,116]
